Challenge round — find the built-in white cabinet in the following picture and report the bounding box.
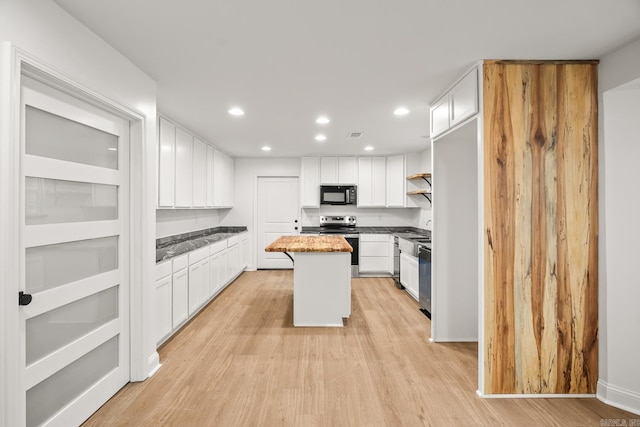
[155,260,173,345]
[172,254,189,329]
[386,155,405,207]
[301,157,321,207]
[188,246,210,315]
[192,137,207,207]
[400,251,419,301]
[158,118,176,207]
[155,233,248,347]
[157,115,234,209]
[359,234,391,274]
[206,146,215,206]
[357,157,386,207]
[320,156,357,184]
[430,68,479,139]
[174,127,193,207]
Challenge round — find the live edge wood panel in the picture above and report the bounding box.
[483,61,598,394]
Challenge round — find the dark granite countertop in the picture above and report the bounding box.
[300,226,430,239]
[156,226,248,263]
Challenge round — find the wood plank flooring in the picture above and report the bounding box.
[83,271,634,426]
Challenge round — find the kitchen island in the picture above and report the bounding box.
[265,235,352,327]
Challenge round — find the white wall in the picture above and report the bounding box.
[156,209,223,238]
[598,37,640,415]
[301,206,420,227]
[0,2,158,424]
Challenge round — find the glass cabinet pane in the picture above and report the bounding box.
[25,106,119,169]
[26,236,118,293]
[25,177,118,225]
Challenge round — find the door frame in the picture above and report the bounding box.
[252,175,300,270]
[0,44,157,426]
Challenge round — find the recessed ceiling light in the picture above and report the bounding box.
[393,107,410,116]
[315,134,327,142]
[228,107,245,116]
[364,146,374,151]
[315,116,330,124]
[261,146,271,151]
[107,147,118,151]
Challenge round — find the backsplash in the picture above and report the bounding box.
[301,206,420,227]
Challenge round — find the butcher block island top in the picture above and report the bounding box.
[264,235,352,253]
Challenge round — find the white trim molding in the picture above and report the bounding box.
[477,390,596,399]
[598,380,640,416]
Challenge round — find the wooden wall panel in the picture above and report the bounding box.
[483,62,598,394]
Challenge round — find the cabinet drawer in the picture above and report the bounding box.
[227,234,242,246]
[173,253,189,271]
[189,246,210,264]
[360,256,389,272]
[359,234,389,242]
[156,260,172,280]
[209,239,227,255]
[360,241,389,257]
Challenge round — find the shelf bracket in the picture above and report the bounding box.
[423,193,431,203]
[422,177,431,187]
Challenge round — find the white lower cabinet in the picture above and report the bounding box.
[155,234,248,347]
[359,234,391,274]
[155,260,173,345]
[400,252,419,301]
[172,255,189,330]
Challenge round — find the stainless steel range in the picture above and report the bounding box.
[319,216,359,277]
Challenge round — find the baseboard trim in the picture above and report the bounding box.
[597,380,640,416]
[146,352,161,378]
[476,390,595,399]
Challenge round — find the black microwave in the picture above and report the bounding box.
[320,185,357,205]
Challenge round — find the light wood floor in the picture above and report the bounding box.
[84,271,635,426]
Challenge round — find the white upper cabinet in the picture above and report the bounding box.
[386,154,405,207]
[338,157,357,184]
[301,157,320,208]
[174,127,193,207]
[192,137,207,207]
[158,117,175,207]
[430,67,479,138]
[157,115,234,209]
[206,145,215,207]
[320,156,357,184]
[358,157,386,207]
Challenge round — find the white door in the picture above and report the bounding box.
[19,76,130,427]
[257,177,299,269]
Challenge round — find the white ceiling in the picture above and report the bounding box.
[53,0,640,158]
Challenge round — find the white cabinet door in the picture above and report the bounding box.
[371,157,386,206]
[206,145,215,207]
[430,96,450,138]
[192,137,207,207]
[155,275,172,345]
[338,157,357,184]
[386,154,405,207]
[172,267,188,328]
[218,249,229,289]
[301,157,320,207]
[449,68,478,128]
[400,252,419,301]
[357,157,372,206]
[158,117,175,207]
[359,234,391,273]
[240,233,249,269]
[358,157,386,207]
[223,154,234,207]
[213,148,224,207]
[320,157,338,184]
[174,128,193,207]
[188,257,210,315]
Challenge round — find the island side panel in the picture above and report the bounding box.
[293,252,351,327]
